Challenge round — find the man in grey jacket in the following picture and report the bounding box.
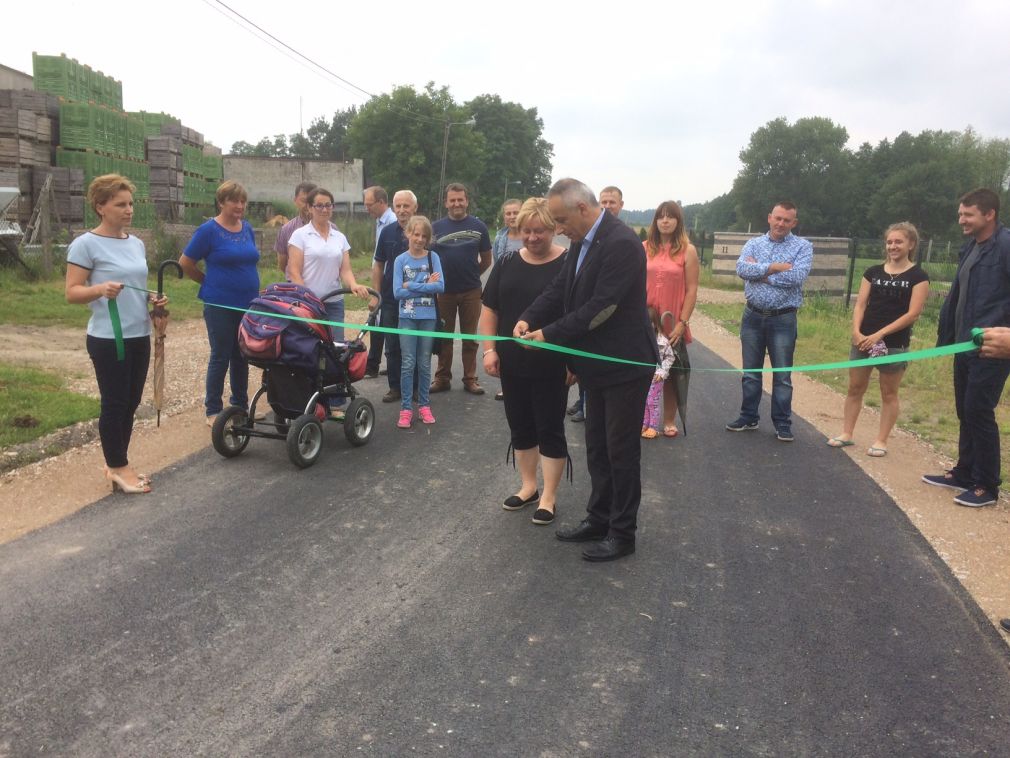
[923,188,1010,508]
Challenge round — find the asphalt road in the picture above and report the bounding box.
[2,343,1010,756]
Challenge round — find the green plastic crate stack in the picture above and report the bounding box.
[117,158,149,200]
[32,53,83,102]
[182,144,204,176]
[126,116,144,161]
[202,153,223,181]
[129,111,182,139]
[131,201,154,229]
[55,146,109,179]
[59,102,95,151]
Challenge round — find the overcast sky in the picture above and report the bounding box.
[8,0,1009,209]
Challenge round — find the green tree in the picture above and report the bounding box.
[463,94,553,221]
[345,83,485,217]
[694,192,737,232]
[732,117,853,235]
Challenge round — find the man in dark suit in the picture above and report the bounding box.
[515,178,657,561]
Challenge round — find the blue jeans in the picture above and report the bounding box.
[324,299,345,343]
[325,300,346,410]
[399,317,435,410]
[738,306,797,432]
[203,305,248,416]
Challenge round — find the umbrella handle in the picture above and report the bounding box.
[158,259,183,297]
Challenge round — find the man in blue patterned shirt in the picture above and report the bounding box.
[726,201,813,441]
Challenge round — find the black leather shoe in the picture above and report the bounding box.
[555,519,607,542]
[582,536,635,562]
[503,491,539,511]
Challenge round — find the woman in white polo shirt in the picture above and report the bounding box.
[287,187,369,417]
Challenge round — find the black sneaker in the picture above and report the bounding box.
[726,418,758,432]
[570,410,585,423]
[1000,618,1010,634]
[776,429,794,442]
[921,470,969,491]
[364,368,379,379]
[953,487,997,508]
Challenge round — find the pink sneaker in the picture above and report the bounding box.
[397,409,413,428]
[418,406,436,424]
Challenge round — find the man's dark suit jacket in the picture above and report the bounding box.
[521,209,658,389]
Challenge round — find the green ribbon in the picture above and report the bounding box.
[108,299,125,361]
[208,301,985,373]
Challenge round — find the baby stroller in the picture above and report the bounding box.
[211,283,381,468]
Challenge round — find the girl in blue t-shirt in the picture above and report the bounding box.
[392,216,444,428]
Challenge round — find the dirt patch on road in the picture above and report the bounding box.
[1,294,1008,634]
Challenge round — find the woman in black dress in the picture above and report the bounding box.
[826,222,930,456]
[480,198,568,524]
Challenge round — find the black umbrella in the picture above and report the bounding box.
[662,311,691,435]
[151,260,183,427]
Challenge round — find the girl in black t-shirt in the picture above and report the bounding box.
[826,222,930,457]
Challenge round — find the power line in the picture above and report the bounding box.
[205,0,448,127]
[199,0,365,102]
[194,0,365,102]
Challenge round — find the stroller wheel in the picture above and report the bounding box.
[287,414,324,468]
[212,406,251,458]
[343,397,375,447]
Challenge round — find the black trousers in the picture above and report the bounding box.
[87,335,150,469]
[951,352,1010,496]
[500,369,568,459]
[366,319,384,372]
[582,374,652,541]
[380,301,401,391]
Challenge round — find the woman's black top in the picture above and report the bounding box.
[859,263,930,348]
[482,249,568,377]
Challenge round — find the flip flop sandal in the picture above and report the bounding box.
[867,446,888,457]
[826,437,855,447]
[663,425,679,438]
[641,428,658,439]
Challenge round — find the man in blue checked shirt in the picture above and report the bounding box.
[726,201,813,441]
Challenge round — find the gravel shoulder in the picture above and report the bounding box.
[1,293,1007,634]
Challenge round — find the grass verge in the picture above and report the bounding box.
[0,363,99,447]
[697,296,1010,478]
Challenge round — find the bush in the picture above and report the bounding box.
[150,217,181,268]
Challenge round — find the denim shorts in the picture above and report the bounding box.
[849,345,908,373]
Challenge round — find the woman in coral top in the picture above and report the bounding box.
[644,200,699,437]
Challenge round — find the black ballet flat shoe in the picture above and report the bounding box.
[503,491,539,511]
[531,507,555,525]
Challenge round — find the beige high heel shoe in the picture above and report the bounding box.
[106,470,151,494]
[104,465,150,486]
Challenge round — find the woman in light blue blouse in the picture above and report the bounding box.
[66,174,167,494]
